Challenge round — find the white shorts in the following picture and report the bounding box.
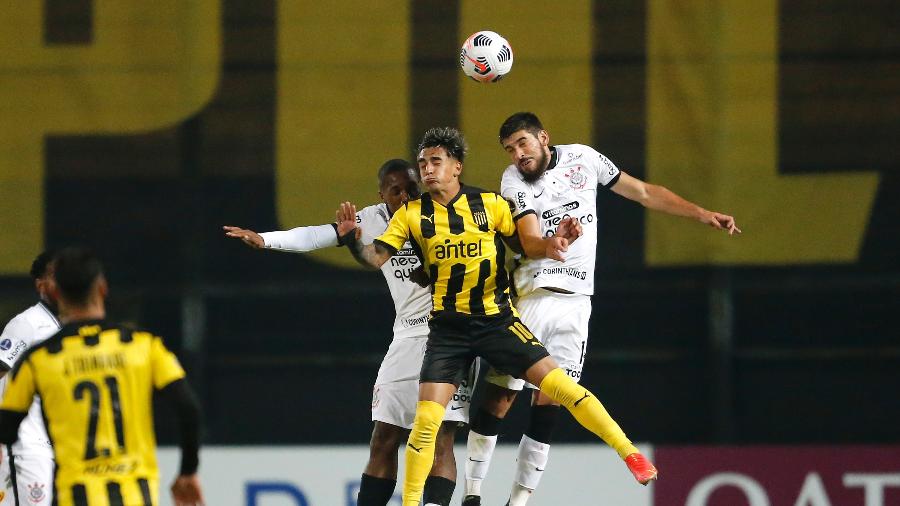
[486,289,591,391]
[372,337,477,429]
[0,451,54,505]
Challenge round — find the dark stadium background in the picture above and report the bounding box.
[1,0,897,451]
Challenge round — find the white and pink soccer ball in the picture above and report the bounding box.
[459,31,514,83]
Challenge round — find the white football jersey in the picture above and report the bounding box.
[501,144,621,296]
[0,301,60,457]
[357,203,431,339]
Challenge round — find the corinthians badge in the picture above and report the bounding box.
[564,166,587,190]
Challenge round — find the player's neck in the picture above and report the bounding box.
[59,304,105,324]
[429,182,462,206]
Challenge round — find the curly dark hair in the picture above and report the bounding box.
[377,158,418,187]
[499,112,544,142]
[29,250,57,280]
[416,127,468,162]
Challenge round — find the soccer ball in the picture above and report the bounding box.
[459,31,514,83]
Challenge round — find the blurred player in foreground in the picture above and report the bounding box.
[224,159,470,506]
[463,112,740,506]
[337,126,655,506]
[0,251,60,506]
[0,247,203,506]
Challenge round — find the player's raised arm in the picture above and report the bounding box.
[336,202,393,269]
[611,172,742,235]
[224,222,340,252]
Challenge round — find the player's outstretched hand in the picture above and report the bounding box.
[545,236,569,262]
[336,202,359,239]
[701,211,741,235]
[223,226,265,249]
[555,217,583,243]
[171,474,204,506]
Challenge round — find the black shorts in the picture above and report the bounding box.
[420,310,550,386]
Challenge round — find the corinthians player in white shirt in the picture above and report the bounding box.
[224,159,472,506]
[0,251,60,506]
[463,113,741,506]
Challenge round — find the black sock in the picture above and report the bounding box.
[357,473,396,506]
[423,475,456,506]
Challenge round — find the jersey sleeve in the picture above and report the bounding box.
[260,224,340,252]
[491,193,517,237]
[374,204,410,254]
[0,316,33,370]
[149,335,187,390]
[0,359,37,413]
[588,146,621,188]
[500,173,536,221]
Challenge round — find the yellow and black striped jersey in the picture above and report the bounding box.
[0,320,185,506]
[375,185,517,316]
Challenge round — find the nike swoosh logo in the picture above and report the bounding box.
[535,467,545,472]
[533,189,544,198]
[450,405,464,411]
[468,458,485,463]
[573,391,591,407]
[408,443,424,453]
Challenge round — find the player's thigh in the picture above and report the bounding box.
[473,313,549,382]
[372,378,420,429]
[421,316,476,386]
[375,337,427,385]
[521,292,592,383]
[443,358,480,424]
[4,454,53,506]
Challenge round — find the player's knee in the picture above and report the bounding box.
[470,408,503,436]
[370,422,405,454]
[409,401,445,447]
[482,385,517,417]
[526,404,561,444]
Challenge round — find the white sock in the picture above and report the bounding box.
[465,431,498,496]
[512,434,551,497]
[508,483,533,506]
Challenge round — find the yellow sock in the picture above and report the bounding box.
[539,368,639,459]
[403,400,446,506]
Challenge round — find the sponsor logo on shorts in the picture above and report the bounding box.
[27,482,46,503]
[402,315,429,328]
[534,267,588,280]
[564,367,582,379]
[0,339,11,351]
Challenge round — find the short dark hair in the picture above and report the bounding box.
[416,127,468,162]
[54,247,104,305]
[30,250,57,280]
[377,159,417,187]
[499,112,544,142]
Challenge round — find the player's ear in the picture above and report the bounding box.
[538,130,550,147]
[96,275,109,300]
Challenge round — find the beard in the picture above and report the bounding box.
[519,149,549,183]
